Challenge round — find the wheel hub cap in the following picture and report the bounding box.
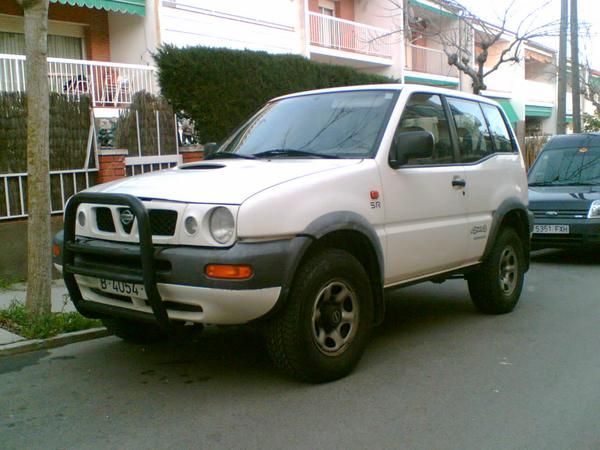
[311,280,359,356]
[499,246,518,296]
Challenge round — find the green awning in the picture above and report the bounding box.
[495,98,520,125]
[408,0,456,18]
[566,115,573,124]
[526,105,552,118]
[404,75,459,87]
[50,0,145,16]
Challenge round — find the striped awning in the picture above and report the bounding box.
[526,105,553,118]
[50,0,145,16]
[495,99,520,125]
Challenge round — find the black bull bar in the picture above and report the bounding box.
[63,192,171,330]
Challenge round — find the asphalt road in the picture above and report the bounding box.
[1,250,598,450]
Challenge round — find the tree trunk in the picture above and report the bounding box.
[21,0,52,315]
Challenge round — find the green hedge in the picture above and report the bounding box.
[154,45,393,143]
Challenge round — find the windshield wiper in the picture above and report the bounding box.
[253,148,339,159]
[204,152,257,160]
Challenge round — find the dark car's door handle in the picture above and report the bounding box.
[452,178,466,188]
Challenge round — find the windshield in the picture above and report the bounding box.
[215,90,398,159]
[528,145,600,186]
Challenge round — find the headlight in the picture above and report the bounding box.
[209,207,235,244]
[588,200,600,219]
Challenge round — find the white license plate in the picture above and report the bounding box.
[533,224,570,234]
[98,278,146,298]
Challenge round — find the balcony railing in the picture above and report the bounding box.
[309,12,392,59]
[405,44,458,78]
[0,54,158,107]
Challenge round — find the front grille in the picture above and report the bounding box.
[532,210,588,219]
[93,207,178,236]
[149,210,178,236]
[96,207,116,232]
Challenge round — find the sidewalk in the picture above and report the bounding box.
[0,279,75,346]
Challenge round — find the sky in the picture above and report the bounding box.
[459,0,600,67]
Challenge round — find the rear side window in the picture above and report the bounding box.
[447,98,493,163]
[480,104,515,153]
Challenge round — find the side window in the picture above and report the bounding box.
[481,104,516,153]
[395,93,454,165]
[447,98,493,163]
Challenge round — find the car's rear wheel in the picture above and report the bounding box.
[102,317,168,343]
[264,249,373,383]
[468,227,525,314]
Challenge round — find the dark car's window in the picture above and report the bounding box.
[217,90,397,159]
[480,104,515,153]
[528,145,600,185]
[447,97,494,163]
[394,93,453,165]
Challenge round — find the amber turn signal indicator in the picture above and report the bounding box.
[52,243,61,257]
[205,264,253,280]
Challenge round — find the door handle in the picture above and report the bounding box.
[452,178,466,188]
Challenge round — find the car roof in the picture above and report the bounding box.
[544,133,600,149]
[271,83,501,107]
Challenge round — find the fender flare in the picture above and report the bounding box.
[265,211,386,324]
[483,197,533,269]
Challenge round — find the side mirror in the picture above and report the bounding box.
[203,142,218,156]
[389,130,434,169]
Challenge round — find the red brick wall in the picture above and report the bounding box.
[336,0,355,21]
[1,0,111,61]
[181,151,204,164]
[97,153,126,184]
[308,0,319,12]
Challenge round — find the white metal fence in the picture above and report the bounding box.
[0,168,98,221]
[0,53,158,106]
[125,155,183,176]
[405,44,459,78]
[309,12,392,59]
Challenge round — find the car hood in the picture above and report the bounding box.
[86,158,362,204]
[528,185,600,210]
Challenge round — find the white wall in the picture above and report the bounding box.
[159,0,303,55]
[108,0,161,65]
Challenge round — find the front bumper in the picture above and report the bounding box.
[56,192,308,328]
[531,218,600,249]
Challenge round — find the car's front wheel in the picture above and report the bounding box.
[265,249,373,383]
[468,227,525,314]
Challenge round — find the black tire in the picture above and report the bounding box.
[102,318,168,343]
[468,227,525,314]
[264,249,374,383]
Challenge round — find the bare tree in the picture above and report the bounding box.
[394,0,560,94]
[16,0,52,315]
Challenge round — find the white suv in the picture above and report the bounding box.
[54,84,532,382]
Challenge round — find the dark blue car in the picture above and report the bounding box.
[528,133,600,250]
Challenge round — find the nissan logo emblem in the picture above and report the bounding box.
[120,209,135,226]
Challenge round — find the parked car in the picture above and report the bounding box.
[53,84,532,382]
[528,133,600,250]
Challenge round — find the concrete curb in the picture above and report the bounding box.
[0,327,111,356]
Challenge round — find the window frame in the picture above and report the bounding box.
[392,91,460,168]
